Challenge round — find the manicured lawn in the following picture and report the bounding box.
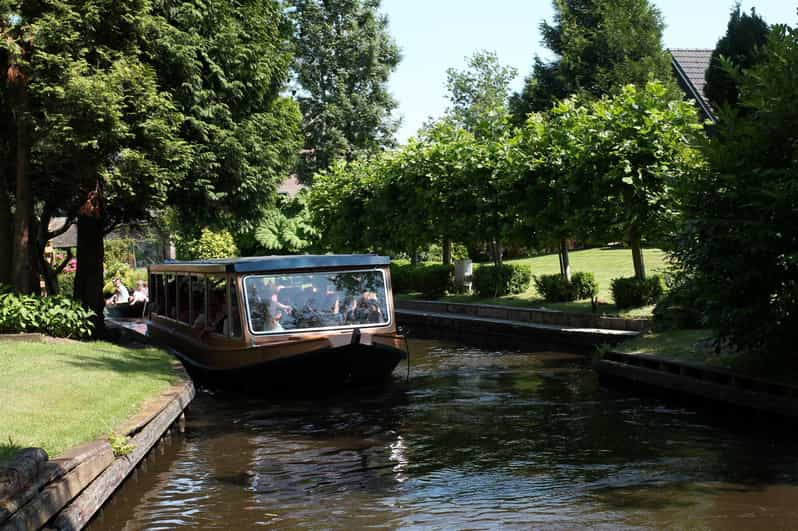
[616,329,798,386]
[401,247,670,318]
[0,340,179,465]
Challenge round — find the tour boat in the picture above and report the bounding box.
[146,255,407,391]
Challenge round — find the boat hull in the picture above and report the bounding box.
[173,342,406,394]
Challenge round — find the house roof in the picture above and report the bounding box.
[669,48,716,123]
[150,254,391,274]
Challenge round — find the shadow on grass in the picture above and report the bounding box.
[63,348,179,385]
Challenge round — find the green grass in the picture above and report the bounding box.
[0,340,179,465]
[402,247,670,318]
[616,329,798,386]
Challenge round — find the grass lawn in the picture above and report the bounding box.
[0,340,179,465]
[401,247,670,318]
[616,329,798,386]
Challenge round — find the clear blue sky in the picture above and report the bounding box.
[381,0,798,143]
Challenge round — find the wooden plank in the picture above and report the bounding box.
[1,447,113,531]
[50,381,194,531]
[0,442,109,526]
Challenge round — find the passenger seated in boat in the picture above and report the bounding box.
[128,280,149,315]
[342,295,358,323]
[356,291,383,323]
[193,296,228,336]
[266,285,293,331]
[106,278,129,306]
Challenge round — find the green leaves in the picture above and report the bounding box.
[0,288,95,339]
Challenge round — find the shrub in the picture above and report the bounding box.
[571,272,599,300]
[177,228,238,260]
[473,264,531,297]
[0,287,95,339]
[534,271,599,302]
[611,276,665,310]
[534,274,575,302]
[58,271,76,299]
[652,275,705,331]
[390,262,453,299]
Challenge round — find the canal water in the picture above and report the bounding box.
[88,339,798,529]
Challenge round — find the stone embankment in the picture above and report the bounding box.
[395,299,645,351]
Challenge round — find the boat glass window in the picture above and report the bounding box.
[177,276,190,323]
[244,270,389,334]
[190,275,206,327]
[165,275,176,319]
[204,275,229,336]
[151,273,164,315]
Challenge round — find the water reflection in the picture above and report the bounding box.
[89,339,798,529]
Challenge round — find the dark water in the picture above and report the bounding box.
[89,339,798,530]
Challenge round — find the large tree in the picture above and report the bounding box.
[674,25,798,356]
[511,0,673,123]
[290,0,401,182]
[704,4,770,110]
[145,0,302,235]
[1,0,189,324]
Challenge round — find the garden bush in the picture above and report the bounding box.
[473,264,531,297]
[571,272,599,300]
[611,275,665,310]
[0,286,95,339]
[390,262,454,298]
[177,228,238,260]
[534,274,575,302]
[534,272,598,302]
[652,275,705,331]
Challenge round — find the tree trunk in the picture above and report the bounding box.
[410,247,419,265]
[558,238,572,281]
[442,239,452,265]
[0,173,13,286]
[12,107,35,294]
[630,227,646,280]
[75,211,106,337]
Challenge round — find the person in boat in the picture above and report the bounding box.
[357,290,383,323]
[265,284,293,331]
[341,294,359,324]
[128,280,149,315]
[106,278,129,306]
[192,294,228,336]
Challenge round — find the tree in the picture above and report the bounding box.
[704,4,770,110]
[1,0,190,333]
[511,0,673,122]
[290,0,401,182]
[145,0,302,234]
[443,51,520,267]
[673,25,798,356]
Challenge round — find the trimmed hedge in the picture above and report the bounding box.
[534,272,599,302]
[0,286,95,339]
[390,263,454,299]
[611,275,665,310]
[473,264,532,297]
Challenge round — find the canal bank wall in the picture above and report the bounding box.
[395,300,642,352]
[595,351,798,419]
[0,335,195,531]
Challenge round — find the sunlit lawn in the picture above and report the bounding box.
[400,247,670,318]
[0,340,179,465]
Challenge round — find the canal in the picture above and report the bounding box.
[88,338,798,529]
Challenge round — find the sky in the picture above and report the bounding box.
[380,0,798,143]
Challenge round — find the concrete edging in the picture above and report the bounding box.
[594,351,798,418]
[396,299,651,332]
[397,308,638,352]
[0,367,195,531]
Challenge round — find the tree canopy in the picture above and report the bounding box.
[704,4,770,110]
[290,0,401,182]
[511,0,673,123]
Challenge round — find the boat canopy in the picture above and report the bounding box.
[149,255,390,274]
